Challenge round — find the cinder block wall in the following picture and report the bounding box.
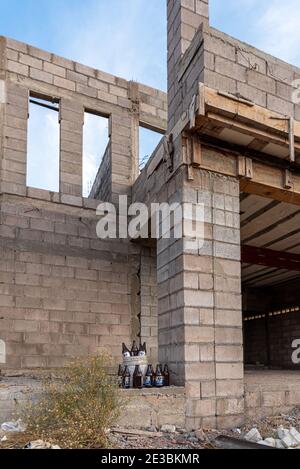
[0,197,137,368]
[202,26,300,116]
[167,0,208,130]
[0,36,167,369]
[140,246,158,364]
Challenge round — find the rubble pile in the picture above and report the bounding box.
[244,425,300,449]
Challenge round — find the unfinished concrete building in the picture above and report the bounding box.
[1,0,300,429]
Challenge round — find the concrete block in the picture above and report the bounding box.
[7,60,28,76]
[244,427,262,443]
[215,56,246,82]
[44,61,66,78]
[247,69,276,94]
[19,53,42,69]
[267,94,294,116]
[259,438,276,447]
[53,76,75,91]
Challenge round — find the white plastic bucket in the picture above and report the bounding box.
[123,355,148,387]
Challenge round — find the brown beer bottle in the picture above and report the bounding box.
[154,364,164,387]
[133,365,143,389]
[131,341,139,357]
[163,365,170,387]
[117,364,124,388]
[122,343,131,358]
[150,364,155,385]
[144,364,153,388]
[138,342,147,357]
[123,366,131,389]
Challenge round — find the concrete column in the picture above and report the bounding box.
[110,111,133,204]
[157,168,244,430]
[59,98,84,197]
[167,0,209,130]
[0,79,28,197]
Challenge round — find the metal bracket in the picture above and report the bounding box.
[217,91,254,107]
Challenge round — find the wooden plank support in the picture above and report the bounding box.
[284,169,293,189]
[242,245,300,272]
[245,158,253,179]
[191,136,202,166]
[200,146,300,205]
[166,84,300,206]
[204,87,300,137]
[238,156,253,179]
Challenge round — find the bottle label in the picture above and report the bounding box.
[136,377,143,389]
[138,351,146,357]
[155,376,164,387]
[123,352,131,358]
[144,376,152,387]
[124,377,130,388]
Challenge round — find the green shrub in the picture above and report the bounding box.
[22,355,122,449]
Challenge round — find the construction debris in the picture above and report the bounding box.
[242,424,300,449]
[24,440,61,450]
[244,428,262,443]
[161,424,176,433]
[1,420,25,433]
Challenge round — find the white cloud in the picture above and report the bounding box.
[27,103,60,192]
[212,0,300,67]
[83,113,109,197]
[54,0,167,90]
[256,0,300,65]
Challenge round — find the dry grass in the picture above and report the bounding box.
[5,355,123,449]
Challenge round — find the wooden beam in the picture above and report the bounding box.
[242,245,300,272]
[198,144,300,206]
[202,87,300,138]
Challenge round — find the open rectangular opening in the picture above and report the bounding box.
[139,125,163,171]
[27,94,60,192]
[83,111,110,198]
[241,193,300,370]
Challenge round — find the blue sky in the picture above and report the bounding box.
[2,0,300,194]
[1,0,300,90]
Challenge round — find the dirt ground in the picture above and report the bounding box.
[108,407,300,450]
[1,408,300,449]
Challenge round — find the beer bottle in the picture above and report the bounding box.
[123,366,131,389]
[150,365,155,386]
[138,342,147,357]
[154,364,164,387]
[133,365,143,389]
[122,343,131,358]
[163,364,170,387]
[131,340,139,357]
[117,364,124,388]
[144,364,153,388]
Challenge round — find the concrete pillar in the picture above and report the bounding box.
[167,0,209,130]
[157,168,244,430]
[59,98,84,197]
